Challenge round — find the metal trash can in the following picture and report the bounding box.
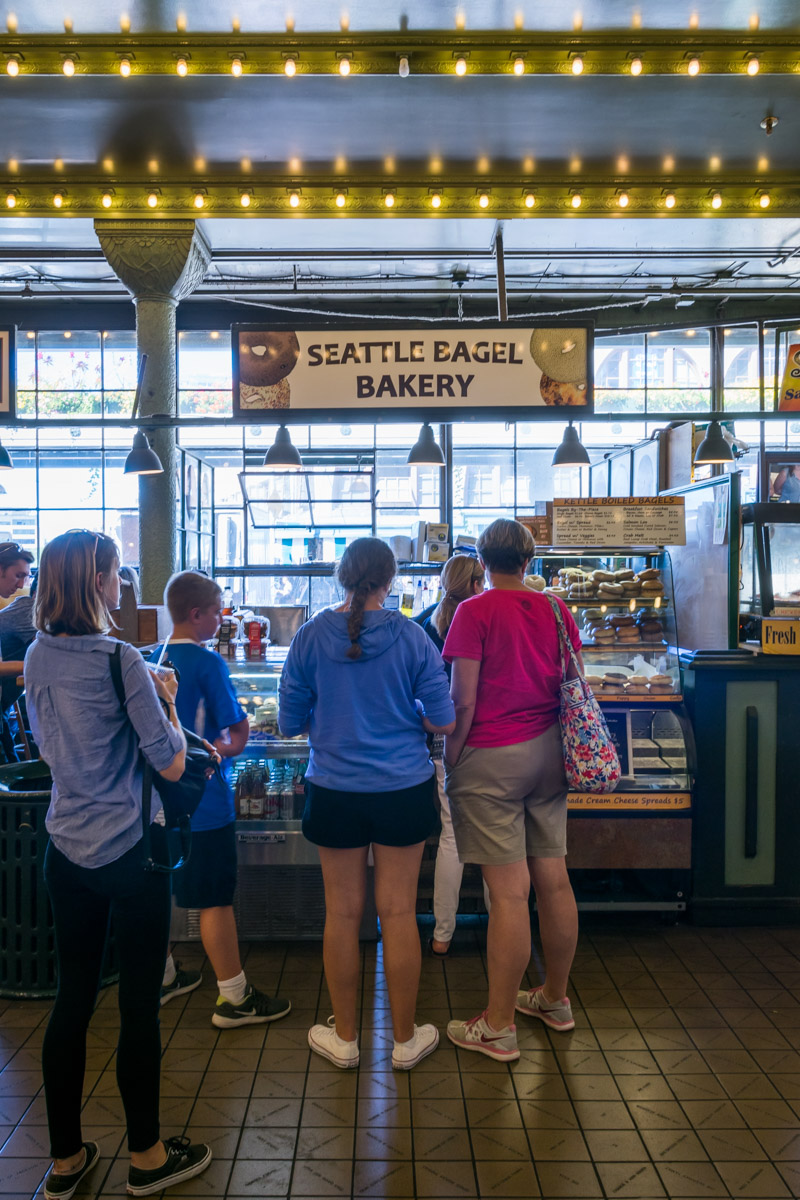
[0,761,118,998]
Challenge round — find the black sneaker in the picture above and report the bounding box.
[44,1142,99,1200]
[160,963,202,1007]
[211,985,291,1028]
[127,1136,211,1196]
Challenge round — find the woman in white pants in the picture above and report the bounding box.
[414,555,486,955]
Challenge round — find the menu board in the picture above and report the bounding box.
[552,497,686,546]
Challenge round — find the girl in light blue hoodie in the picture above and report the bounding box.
[279,537,455,1071]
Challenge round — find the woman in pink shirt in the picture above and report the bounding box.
[442,519,583,1062]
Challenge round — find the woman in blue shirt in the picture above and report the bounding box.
[24,531,210,1200]
[279,538,455,1071]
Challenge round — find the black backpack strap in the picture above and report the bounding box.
[109,643,156,869]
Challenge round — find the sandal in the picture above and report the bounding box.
[428,937,450,958]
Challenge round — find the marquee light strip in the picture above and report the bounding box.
[0,30,797,76]
[0,176,791,217]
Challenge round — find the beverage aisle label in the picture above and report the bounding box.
[568,792,691,810]
[552,497,686,546]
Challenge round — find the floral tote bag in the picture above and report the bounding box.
[545,595,622,794]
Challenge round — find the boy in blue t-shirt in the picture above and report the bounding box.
[153,572,290,1027]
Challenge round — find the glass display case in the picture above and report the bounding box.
[740,503,800,640]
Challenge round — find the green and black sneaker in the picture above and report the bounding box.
[211,985,291,1028]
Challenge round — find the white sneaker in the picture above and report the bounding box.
[392,1023,439,1070]
[308,1016,359,1069]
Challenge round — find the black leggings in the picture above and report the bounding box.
[42,831,171,1157]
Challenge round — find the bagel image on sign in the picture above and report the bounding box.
[232,322,593,422]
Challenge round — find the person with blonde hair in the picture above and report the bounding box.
[24,530,212,1198]
[442,519,583,1062]
[413,553,487,955]
[279,537,455,1070]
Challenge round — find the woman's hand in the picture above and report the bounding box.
[201,738,222,765]
[152,670,178,706]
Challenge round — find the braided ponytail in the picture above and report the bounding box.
[336,538,397,662]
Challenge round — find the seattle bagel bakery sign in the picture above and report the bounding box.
[232,322,592,422]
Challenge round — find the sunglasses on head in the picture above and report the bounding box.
[66,528,101,554]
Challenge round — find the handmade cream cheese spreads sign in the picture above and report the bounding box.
[232,323,592,419]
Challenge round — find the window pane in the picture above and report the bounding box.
[215,511,244,566]
[310,423,374,448]
[16,390,36,417]
[104,390,136,417]
[452,448,514,507]
[18,339,36,390]
[0,449,36,507]
[178,389,233,417]
[39,450,104,508]
[645,389,711,414]
[516,449,556,505]
[375,423,432,447]
[178,330,232,390]
[39,510,104,548]
[104,450,140,509]
[376,450,441,508]
[594,389,645,414]
[594,333,645,388]
[102,331,138,390]
[104,509,139,566]
[723,325,760,411]
[375,508,441,541]
[36,392,103,418]
[35,331,102,391]
[646,330,710,388]
[516,421,570,446]
[452,508,508,539]
[451,421,514,446]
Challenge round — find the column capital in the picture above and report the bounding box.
[94,218,211,302]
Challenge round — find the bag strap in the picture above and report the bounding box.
[110,644,156,869]
[545,594,582,682]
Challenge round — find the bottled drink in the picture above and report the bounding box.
[222,586,233,617]
[411,580,424,616]
[422,581,430,608]
[265,781,280,821]
[279,784,294,821]
[249,769,265,819]
[235,768,251,820]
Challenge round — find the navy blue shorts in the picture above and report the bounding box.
[172,821,237,910]
[303,774,438,849]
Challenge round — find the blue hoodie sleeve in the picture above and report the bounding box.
[410,627,455,727]
[278,627,316,737]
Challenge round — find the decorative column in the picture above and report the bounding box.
[95,220,211,603]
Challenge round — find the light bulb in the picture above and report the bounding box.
[147,192,158,208]
[384,192,395,208]
[119,58,131,77]
[665,192,676,209]
[101,192,112,208]
[571,193,582,208]
[284,57,296,76]
[524,192,535,208]
[455,57,467,75]
[193,193,204,209]
[289,192,300,208]
[571,56,584,75]
[176,57,188,76]
[240,192,251,207]
[747,57,759,75]
[53,193,64,208]
[335,192,346,207]
[6,58,19,76]
[230,57,242,77]
[338,57,350,76]
[431,193,441,208]
[759,192,771,208]
[630,57,642,75]
[711,192,722,209]
[5,193,15,208]
[63,331,71,339]
[618,192,629,208]
[62,58,75,76]
[478,193,489,208]
[398,56,409,77]
[687,57,700,75]
[513,57,525,75]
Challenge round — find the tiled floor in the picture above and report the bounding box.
[2,918,800,1199]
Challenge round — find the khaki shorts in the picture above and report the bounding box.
[444,723,568,866]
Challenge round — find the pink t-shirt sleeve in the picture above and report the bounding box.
[442,599,484,663]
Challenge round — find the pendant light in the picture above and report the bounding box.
[693,420,735,465]
[124,430,163,475]
[263,424,303,469]
[407,422,445,467]
[0,438,13,469]
[552,420,590,467]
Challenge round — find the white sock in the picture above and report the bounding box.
[394,1029,418,1048]
[217,970,247,1006]
[162,954,177,987]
